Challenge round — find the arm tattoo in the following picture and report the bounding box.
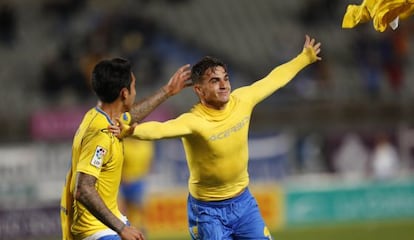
[75,173,125,233]
[130,87,169,123]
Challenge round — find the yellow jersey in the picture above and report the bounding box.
[342,0,414,32]
[131,49,316,201]
[60,107,124,240]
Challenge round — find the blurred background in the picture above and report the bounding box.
[1,0,414,239]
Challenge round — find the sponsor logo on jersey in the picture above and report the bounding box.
[208,116,249,141]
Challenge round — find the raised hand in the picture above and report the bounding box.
[303,34,322,61]
[162,64,192,97]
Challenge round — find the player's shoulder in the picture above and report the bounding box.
[187,106,204,119]
[230,87,256,106]
[232,86,249,98]
[81,108,115,138]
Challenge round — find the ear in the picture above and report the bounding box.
[193,85,203,96]
[120,88,129,100]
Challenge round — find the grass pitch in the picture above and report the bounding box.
[149,218,414,240]
[24,218,414,240]
[274,219,414,240]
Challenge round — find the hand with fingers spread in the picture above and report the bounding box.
[162,64,193,97]
[302,34,322,63]
[129,63,192,123]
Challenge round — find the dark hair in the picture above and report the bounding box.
[91,58,132,103]
[191,56,227,84]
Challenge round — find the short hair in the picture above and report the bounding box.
[191,56,227,84]
[91,58,132,103]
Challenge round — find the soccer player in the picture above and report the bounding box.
[118,35,322,239]
[118,112,155,235]
[60,58,191,240]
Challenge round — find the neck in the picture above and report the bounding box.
[201,100,227,110]
[98,101,124,122]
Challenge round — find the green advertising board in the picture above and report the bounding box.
[286,178,414,226]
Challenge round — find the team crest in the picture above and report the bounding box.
[91,146,107,168]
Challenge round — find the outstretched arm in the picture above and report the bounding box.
[129,64,192,123]
[236,34,322,103]
[114,114,192,140]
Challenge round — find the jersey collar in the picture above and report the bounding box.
[95,107,115,125]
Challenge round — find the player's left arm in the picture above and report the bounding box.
[74,172,127,234]
[237,35,321,104]
[129,64,192,123]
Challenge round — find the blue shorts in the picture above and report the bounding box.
[187,188,273,240]
[120,180,146,205]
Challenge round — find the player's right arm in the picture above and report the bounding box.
[117,114,193,140]
[129,64,192,123]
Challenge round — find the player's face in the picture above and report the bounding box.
[195,66,231,110]
[125,73,136,111]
